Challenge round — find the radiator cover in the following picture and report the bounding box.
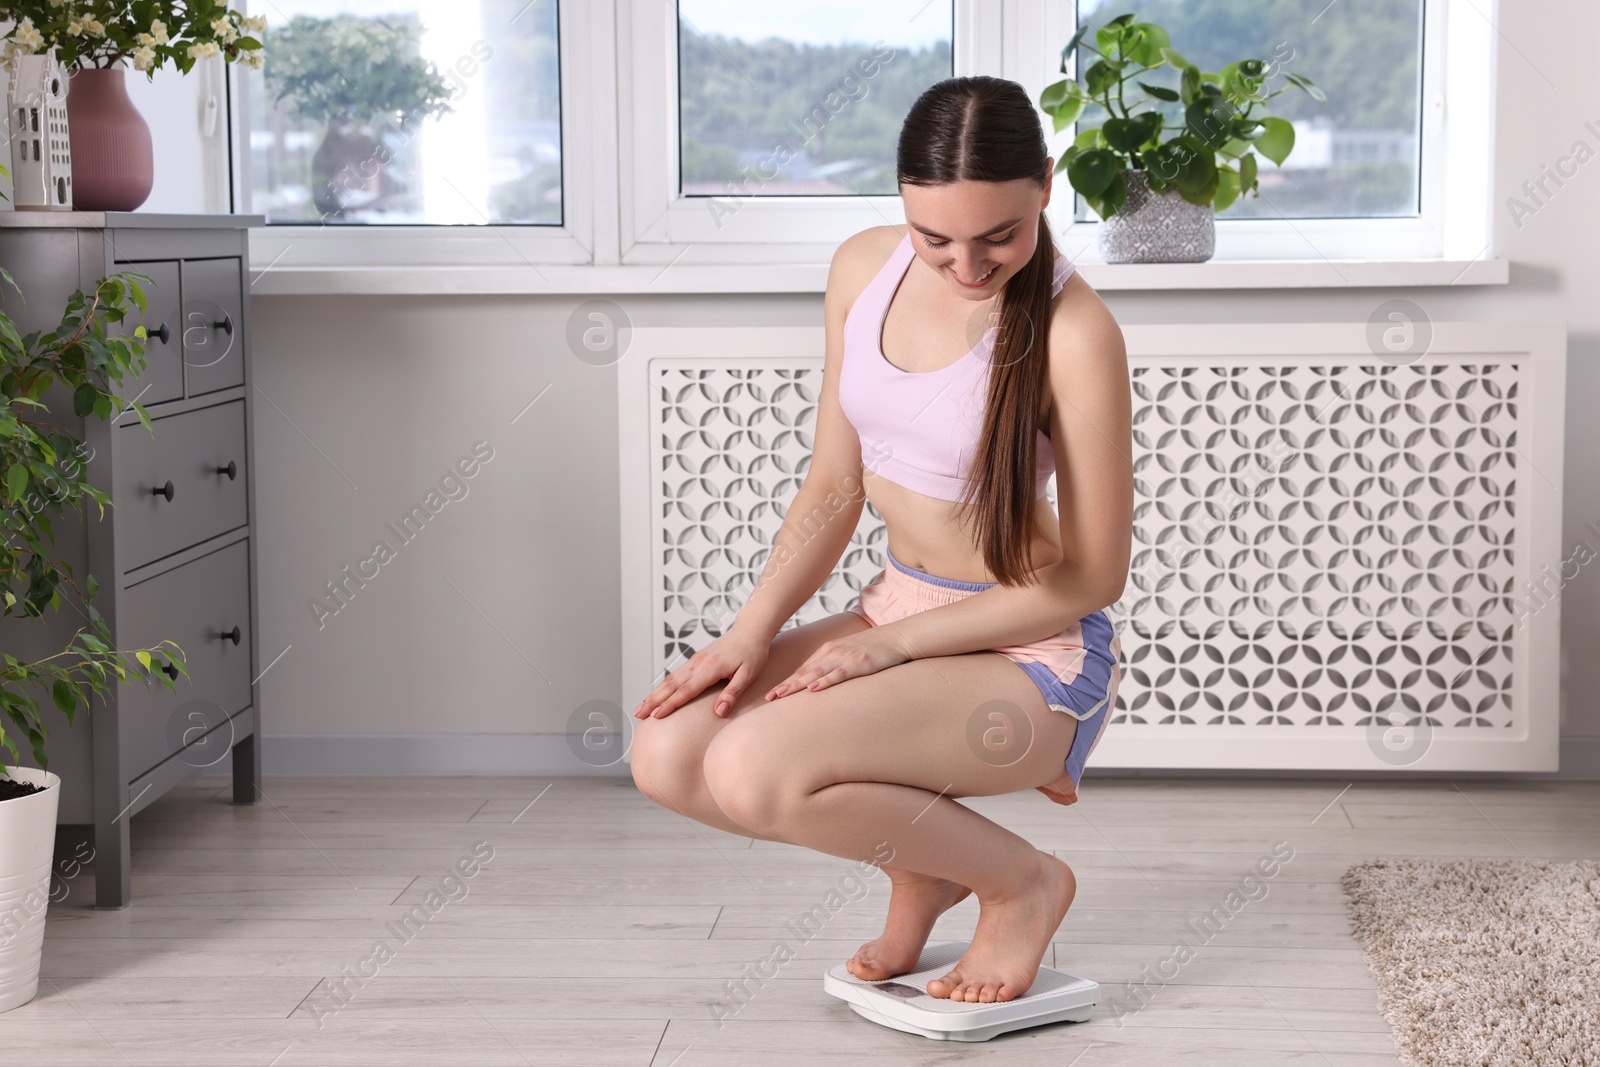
[618,323,1565,771]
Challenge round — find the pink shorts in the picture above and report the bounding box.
[848,547,1120,801]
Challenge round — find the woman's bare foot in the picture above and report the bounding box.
[845,866,972,981]
[925,850,1076,1003]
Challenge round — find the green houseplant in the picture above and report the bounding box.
[1039,11,1325,262]
[260,13,455,220]
[0,161,185,1011]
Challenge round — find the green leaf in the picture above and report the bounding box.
[1137,81,1180,102]
[73,382,99,417]
[1127,23,1171,68]
[1066,149,1124,198]
[1179,65,1201,106]
[1284,72,1327,105]
[52,679,75,714]
[1213,165,1240,213]
[1240,152,1258,195]
[136,650,152,670]
[4,462,26,501]
[1057,24,1090,73]
[1102,112,1163,153]
[1254,117,1296,166]
[1186,97,1237,149]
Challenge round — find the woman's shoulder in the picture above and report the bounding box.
[1046,269,1125,380]
[827,225,909,323]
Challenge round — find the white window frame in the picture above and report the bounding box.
[231,0,1496,284]
[236,0,602,272]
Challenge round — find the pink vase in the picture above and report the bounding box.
[65,66,153,211]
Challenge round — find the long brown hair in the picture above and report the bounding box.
[896,75,1058,586]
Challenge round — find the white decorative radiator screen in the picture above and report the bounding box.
[619,323,1564,771]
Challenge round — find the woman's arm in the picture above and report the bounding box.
[723,232,880,645]
[870,288,1133,662]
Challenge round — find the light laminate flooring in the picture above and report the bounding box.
[8,773,1599,1066]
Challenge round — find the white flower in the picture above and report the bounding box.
[131,44,158,72]
[135,32,154,47]
[12,18,45,52]
[241,49,265,71]
[149,19,169,44]
[211,17,238,44]
[242,15,268,36]
[84,18,106,38]
[187,40,220,60]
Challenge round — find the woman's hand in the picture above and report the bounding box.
[632,624,772,719]
[764,628,911,700]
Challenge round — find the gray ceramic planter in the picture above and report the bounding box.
[1097,169,1216,264]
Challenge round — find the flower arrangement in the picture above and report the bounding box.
[0,1,265,75]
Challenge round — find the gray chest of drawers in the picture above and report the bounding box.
[0,211,264,908]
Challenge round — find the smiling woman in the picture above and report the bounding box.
[629,74,1133,1008]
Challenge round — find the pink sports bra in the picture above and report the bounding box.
[837,231,1077,503]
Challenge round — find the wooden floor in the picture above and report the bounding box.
[8,773,1598,1065]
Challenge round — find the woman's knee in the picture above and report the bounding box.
[628,710,711,808]
[701,718,794,834]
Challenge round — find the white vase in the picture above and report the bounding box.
[0,767,60,1013]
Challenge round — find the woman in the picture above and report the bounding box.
[629,75,1132,1006]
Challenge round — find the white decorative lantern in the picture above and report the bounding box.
[6,47,73,210]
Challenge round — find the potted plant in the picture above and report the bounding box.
[0,161,184,1013]
[1040,11,1326,263]
[259,13,454,220]
[0,2,267,210]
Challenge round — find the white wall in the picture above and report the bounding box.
[240,0,1595,771]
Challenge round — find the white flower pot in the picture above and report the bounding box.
[0,767,60,1014]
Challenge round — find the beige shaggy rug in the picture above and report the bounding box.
[1342,858,1600,1067]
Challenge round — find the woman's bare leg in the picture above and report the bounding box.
[628,611,982,979]
[700,651,1081,1003]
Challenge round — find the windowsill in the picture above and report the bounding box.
[245,257,1510,296]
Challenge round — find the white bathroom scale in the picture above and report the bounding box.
[822,940,1098,1042]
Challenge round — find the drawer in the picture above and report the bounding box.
[119,538,252,780]
[180,257,244,396]
[115,260,183,409]
[114,399,248,571]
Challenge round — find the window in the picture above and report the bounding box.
[243,0,560,226]
[677,1,954,199]
[1072,0,1426,221]
[233,0,1493,279]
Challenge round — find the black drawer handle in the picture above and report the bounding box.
[153,321,171,344]
[159,660,179,680]
[152,480,174,502]
[221,625,241,645]
[217,460,237,481]
[214,312,234,337]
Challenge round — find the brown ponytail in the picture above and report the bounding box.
[896,75,1058,586]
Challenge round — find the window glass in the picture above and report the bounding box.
[1072,0,1423,220]
[245,0,560,224]
[678,0,954,197]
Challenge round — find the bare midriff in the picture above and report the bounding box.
[861,466,1065,584]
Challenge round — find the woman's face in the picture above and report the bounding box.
[899,163,1055,301]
